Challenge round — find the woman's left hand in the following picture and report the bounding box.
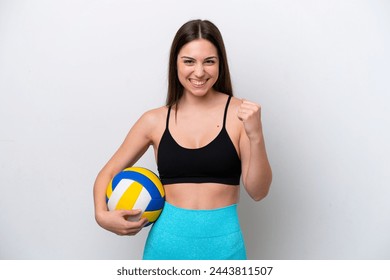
[237,99,263,142]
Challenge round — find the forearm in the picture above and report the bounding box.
[93,170,112,222]
[242,133,272,201]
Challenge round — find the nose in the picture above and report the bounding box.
[194,63,205,77]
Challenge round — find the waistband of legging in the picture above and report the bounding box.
[153,201,241,237]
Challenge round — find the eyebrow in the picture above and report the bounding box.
[180,56,218,60]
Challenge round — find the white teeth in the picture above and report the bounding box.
[190,79,206,86]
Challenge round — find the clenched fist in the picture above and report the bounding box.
[237,99,263,142]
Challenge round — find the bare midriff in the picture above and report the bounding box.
[164,183,240,210]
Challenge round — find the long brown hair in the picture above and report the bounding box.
[166,20,233,107]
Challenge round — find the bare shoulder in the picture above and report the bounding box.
[135,106,167,144]
[229,96,243,111]
[139,106,168,126]
[224,96,243,140]
[226,96,242,124]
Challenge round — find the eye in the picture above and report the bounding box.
[204,59,216,65]
[183,59,195,65]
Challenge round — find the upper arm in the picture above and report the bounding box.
[100,109,162,177]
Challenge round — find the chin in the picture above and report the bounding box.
[189,89,212,97]
[185,84,215,97]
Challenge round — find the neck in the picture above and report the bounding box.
[180,89,219,108]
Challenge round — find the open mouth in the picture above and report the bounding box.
[189,79,208,87]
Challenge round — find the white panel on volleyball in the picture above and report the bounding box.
[126,186,152,222]
[107,179,133,210]
[132,187,152,213]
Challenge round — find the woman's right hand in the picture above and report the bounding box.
[95,209,149,236]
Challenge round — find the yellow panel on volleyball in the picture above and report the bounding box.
[142,209,163,223]
[106,180,113,198]
[124,167,165,197]
[115,181,143,210]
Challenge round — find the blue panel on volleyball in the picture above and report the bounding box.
[146,198,165,211]
[111,172,131,191]
[122,171,162,198]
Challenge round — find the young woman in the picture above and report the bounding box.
[93,19,272,260]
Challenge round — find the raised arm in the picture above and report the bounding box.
[238,100,272,201]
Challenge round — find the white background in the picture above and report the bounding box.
[0,0,389,259]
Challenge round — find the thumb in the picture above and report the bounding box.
[120,209,142,217]
[120,209,143,222]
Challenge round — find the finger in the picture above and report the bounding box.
[135,217,148,225]
[239,106,261,119]
[238,107,252,114]
[240,98,261,108]
[238,102,252,114]
[118,218,148,235]
[240,102,260,112]
[241,99,259,106]
[118,227,142,236]
[127,217,148,227]
[120,209,142,217]
[140,218,149,227]
[237,111,247,122]
[238,108,253,119]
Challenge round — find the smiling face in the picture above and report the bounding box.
[177,38,219,98]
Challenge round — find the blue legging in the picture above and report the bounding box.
[143,202,247,260]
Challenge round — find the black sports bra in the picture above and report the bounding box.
[157,96,241,185]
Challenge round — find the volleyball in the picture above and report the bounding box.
[106,167,165,226]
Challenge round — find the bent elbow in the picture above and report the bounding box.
[244,174,272,202]
[251,188,269,202]
[248,179,272,202]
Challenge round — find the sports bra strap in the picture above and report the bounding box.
[166,95,231,129]
[166,106,172,129]
[223,95,232,128]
